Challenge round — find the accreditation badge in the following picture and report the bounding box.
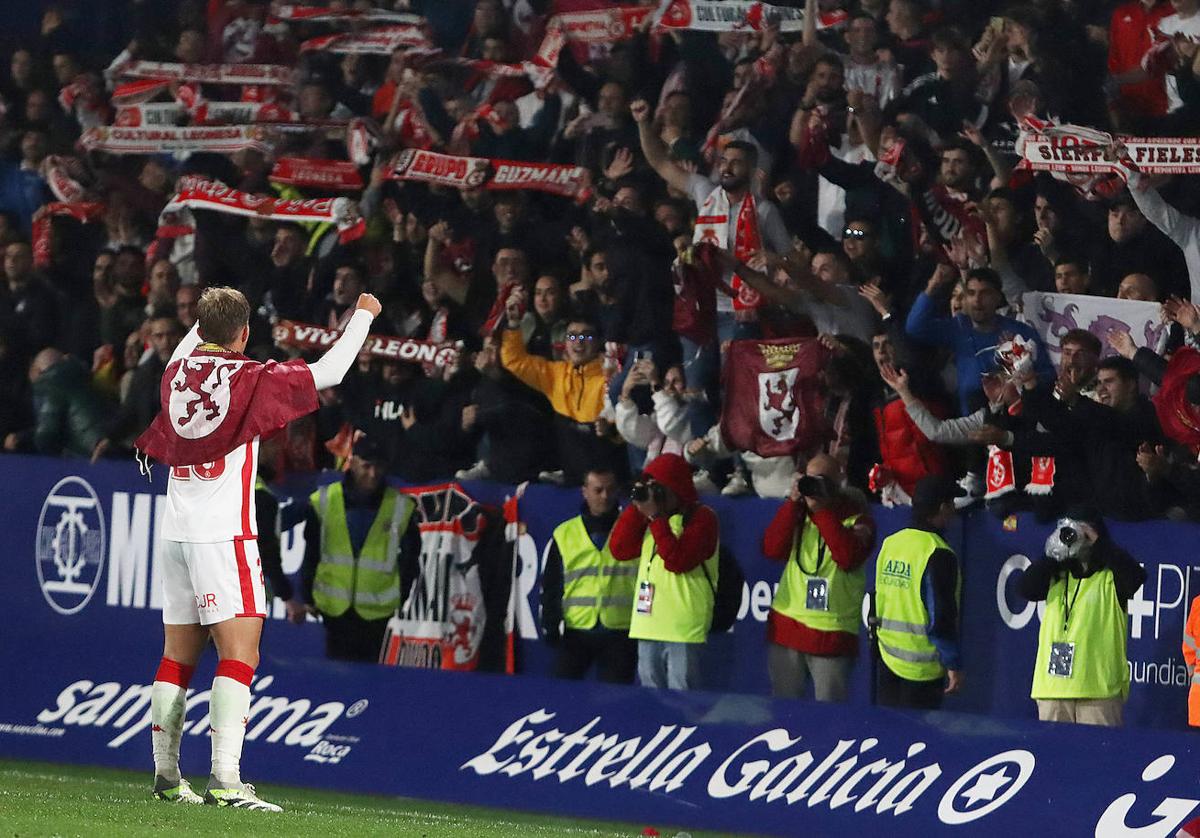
[1048,641,1075,678]
[636,581,654,614]
[806,578,830,611]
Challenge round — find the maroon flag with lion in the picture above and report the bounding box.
[135,344,318,466]
[720,338,830,458]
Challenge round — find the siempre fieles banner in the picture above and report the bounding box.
[2,457,1200,835]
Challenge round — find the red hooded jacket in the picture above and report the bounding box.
[610,454,719,574]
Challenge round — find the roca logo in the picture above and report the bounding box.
[36,476,106,615]
[304,740,352,765]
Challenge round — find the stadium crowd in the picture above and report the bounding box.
[7,0,1200,532]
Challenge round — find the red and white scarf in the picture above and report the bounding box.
[110,79,172,107]
[985,446,1056,499]
[41,156,88,204]
[115,100,298,127]
[269,158,363,190]
[273,320,460,370]
[79,125,275,156]
[301,25,433,54]
[114,60,296,86]
[31,202,105,269]
[270,5,423,25]
[692,184,763,311]
[653,0,847,33]
[160,176,366,243]
[1016,116,1200,200]
[536,6,655,67]
[389,148,591,200]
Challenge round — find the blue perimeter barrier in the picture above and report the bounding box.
[2,455,1199,835]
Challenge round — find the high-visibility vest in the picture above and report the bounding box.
[874,528,957,682]
[1185,597,1200,726]
[552,516,636,631]
[309,482,414,621]
[771,512,864,635]
[1031,567,1129,701]
[627,513,719,644]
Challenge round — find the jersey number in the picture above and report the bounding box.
[172,458,226,481]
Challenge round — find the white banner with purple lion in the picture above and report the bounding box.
[1020,292,1168,368]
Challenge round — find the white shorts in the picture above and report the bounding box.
[160,539,268,626]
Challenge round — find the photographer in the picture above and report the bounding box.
[609,453,720,690]
[761,454,876,702]
[1018,506,1146,727]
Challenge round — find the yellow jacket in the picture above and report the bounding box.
[500,328,606,422]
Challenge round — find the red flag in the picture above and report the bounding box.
[135,345,318,466]
[1153,346,1200,450]
[719,338,830,458]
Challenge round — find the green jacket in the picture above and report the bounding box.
[32,358,108,456]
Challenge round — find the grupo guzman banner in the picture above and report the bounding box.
[2,456,1199,836]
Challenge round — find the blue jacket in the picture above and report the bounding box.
[0,164,50,234]
[905,292,1055,414]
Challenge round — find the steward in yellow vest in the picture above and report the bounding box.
[610,454,719,691]
[541,469,638,683]
[873,475,965,710]
[1018,508,1145,727]
[763,455,876,703]
[301,439,417,661]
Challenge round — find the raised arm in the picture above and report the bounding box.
[306,296,378,389]
[630,98,693,195]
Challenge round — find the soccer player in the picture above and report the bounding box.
[135,287,380,810]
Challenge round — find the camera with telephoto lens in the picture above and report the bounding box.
[1045,518,1089,562]
[796,474,833,499]
[630,481,666,503]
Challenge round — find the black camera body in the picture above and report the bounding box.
[630,481,666,503]
[796,474,834,499]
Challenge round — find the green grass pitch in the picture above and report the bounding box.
[0,759,745,837]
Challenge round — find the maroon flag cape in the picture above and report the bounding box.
[135,345,318,466]
[719,338,830,458]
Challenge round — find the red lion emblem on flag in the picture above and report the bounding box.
[172,359,233,426]
[166,358,241,440]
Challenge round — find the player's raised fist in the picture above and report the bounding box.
[355,293,382,317]
[629,99,651,124]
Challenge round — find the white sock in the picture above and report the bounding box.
[209,669,252,787]
[151,681,188,783]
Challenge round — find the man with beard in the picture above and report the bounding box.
[101,245,149,351]
[633,99,789,342]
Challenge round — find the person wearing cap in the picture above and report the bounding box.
[906,265,1054,415]
[761,454,877,702]
[540,467,638,683]
[873,475,965,709]
[1017,506,1146,726]
[300,436,419,661]
[609,453,720,690]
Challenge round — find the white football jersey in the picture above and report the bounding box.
[160,438,260,543]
